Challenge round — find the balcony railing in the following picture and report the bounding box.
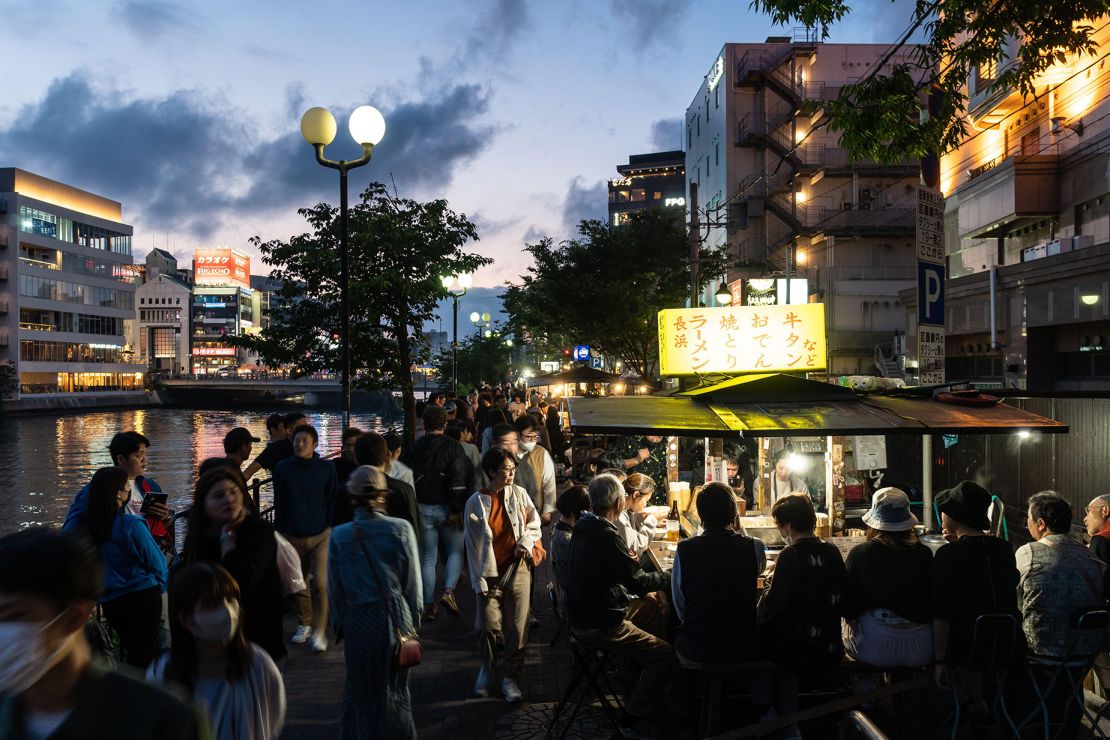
[19,322,54,332]
[19,256,58,270]
[816,207,915,233]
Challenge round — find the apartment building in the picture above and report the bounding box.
[608,151,686,226]
[0,168,146,395]
[902,20,1110,389]
[685,35,922,375]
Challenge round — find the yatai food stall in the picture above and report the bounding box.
[565,303,1068,547]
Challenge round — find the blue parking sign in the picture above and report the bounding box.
[917,262,945,326]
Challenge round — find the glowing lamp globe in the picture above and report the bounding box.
[470,311,481,323]
[300,107,337,146]
[349,105,386,146]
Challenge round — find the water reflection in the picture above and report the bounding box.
[0,409,386,535]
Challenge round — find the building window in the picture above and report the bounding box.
[152,328,176,358]
[653,192,662,200]
[20,339,122,364]
[630,189,646,202]
[19,274,133,310]
[715,86,720,109]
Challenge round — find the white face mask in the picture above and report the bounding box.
[520,441,537,453]
[189,601,240,645]
[0,610,73,695]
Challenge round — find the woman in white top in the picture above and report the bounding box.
[618,473,661,556]
[148,563,285,740]
[769,449,810,503]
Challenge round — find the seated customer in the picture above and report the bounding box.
[565,474,672,736]
[931,481,1022,689]
[618,474,661,557]
[672,482,765,664]
[843,487,933,667]
[757,493,846,672]
[550,485,590,621]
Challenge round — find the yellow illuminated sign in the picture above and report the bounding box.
[658,304,827,376]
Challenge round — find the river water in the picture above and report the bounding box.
[0,408,387,535]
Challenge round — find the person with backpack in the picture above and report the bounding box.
[403,405,472,620]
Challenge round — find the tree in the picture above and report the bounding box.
[431,328,513,392]
[503,208,725,380]
[751,0,1106,161]
[234,183,491,440]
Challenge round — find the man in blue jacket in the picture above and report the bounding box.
[274,424,336,653]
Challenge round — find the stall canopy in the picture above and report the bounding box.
[528,366,623,388]
[565,373,1069,437]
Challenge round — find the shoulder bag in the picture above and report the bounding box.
[354,521,423,669]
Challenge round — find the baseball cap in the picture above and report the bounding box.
[224,427,261,447]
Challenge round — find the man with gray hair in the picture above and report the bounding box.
[564,474,671,737]
[1083,493,1110,691]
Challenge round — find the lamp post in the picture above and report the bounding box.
[470,310,491,337]
[300,105,386,429]
[442,274,472,395]
[715,281,733,305]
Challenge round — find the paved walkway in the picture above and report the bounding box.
[281,540,606,740]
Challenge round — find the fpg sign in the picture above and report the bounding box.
[194,248,251,289]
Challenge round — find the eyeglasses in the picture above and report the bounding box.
[521,433,540,442]
[499,466,517,473]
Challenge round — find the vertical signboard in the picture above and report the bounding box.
[916,185,946,384]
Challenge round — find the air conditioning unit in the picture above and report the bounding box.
[1022,243,1047,262]
[1073,234,1095,250]
[1045,239,1067,256]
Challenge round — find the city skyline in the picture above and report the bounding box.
[0,0,913,294]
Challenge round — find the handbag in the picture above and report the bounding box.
[355,522,423,669]
[274,532,308,596]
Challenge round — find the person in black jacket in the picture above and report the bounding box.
[404,405,472,620]
[1084,493,1110,690]
[351,432,421,539]
[565,473,671,735]
[183,466,287,665]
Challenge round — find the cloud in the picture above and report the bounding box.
[112,0,199,38]
[470,212,522,239]
[561,177,608,234]
[649,117,682,150]
[0,72,496,238]
[839,0,929,44]
[462,0,531,63]
[609,0,696,49]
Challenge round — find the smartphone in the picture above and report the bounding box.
[140,492,169,514]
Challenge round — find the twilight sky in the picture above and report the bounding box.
[0,0,912,328]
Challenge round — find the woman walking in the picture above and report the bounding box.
[329,467,422,739]
[182,467,286,665]
[148,563,285,740]
[464,447,543,702]
[69,466,167,668]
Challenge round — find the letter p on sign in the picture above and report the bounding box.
[917,262,945,326]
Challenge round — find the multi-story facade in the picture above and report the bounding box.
[902,21,1110,390]
[685,36,922,375]
[190,248,257,375]
[608,151,686,226]
[0,168,146,395]
[145,247,178,282]
[135,272,191,375]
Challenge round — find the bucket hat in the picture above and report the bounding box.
[935,480,992,531]
[862,487,918,532]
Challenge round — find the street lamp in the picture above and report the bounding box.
[300,104,386,428]
[715,281,733,305]
[470,310,492,337]
[442,273,473,395]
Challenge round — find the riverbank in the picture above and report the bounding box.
[1,390,164,416]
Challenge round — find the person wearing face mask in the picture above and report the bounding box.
[514,415,557,525]
[328,467,421,740]
[0,527,207,740]
[148,564,285,740]
[66,466,167,669]
[182,468,286,666]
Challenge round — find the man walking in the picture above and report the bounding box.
[404,405,472,620]
[274,424,337,653]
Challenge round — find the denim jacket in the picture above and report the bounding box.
[328,509,422,636]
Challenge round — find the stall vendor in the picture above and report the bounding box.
[618,436,667,501]
[769,448,810,504]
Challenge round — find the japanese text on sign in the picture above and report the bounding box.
[194,248,251,289]
[917,326,945,384]
[658,304,827,376]
[916,185,945,264]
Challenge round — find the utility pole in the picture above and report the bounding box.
[689,181,700,307]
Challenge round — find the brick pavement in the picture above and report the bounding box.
[280,541,598,740]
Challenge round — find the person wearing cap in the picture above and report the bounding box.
[223,427,261,469]
[328,466,421,740]
[244,412,302,481]
[931,480,1022,689]
[842,487,933,667]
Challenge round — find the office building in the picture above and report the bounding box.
[0,168,146,395]
[685,36,922,375]
[902,22,1110,390]
[190,247,256,374]
[608,151,686,226]
[145,247,178,281]
[135,264,191,375]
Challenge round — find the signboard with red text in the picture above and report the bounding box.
[193,248,250,289]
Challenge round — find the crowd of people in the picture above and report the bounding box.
[3,385,1110,740]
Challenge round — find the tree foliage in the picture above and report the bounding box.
[431,328,513,392]
[750,0,1106,161]
[503,208,725,380]
[233,182,491,439]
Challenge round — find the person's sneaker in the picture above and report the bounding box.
[440,590,460,616]
[473,665,492,698]
[309,632,327,653]
[501,677,523,703]
[527,613,540,629]
[424,602,438,621]
[290,625,313,644]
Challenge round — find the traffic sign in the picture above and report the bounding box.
[917,262,945,326]
[573,345,591,362]
[916,184,946,384]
